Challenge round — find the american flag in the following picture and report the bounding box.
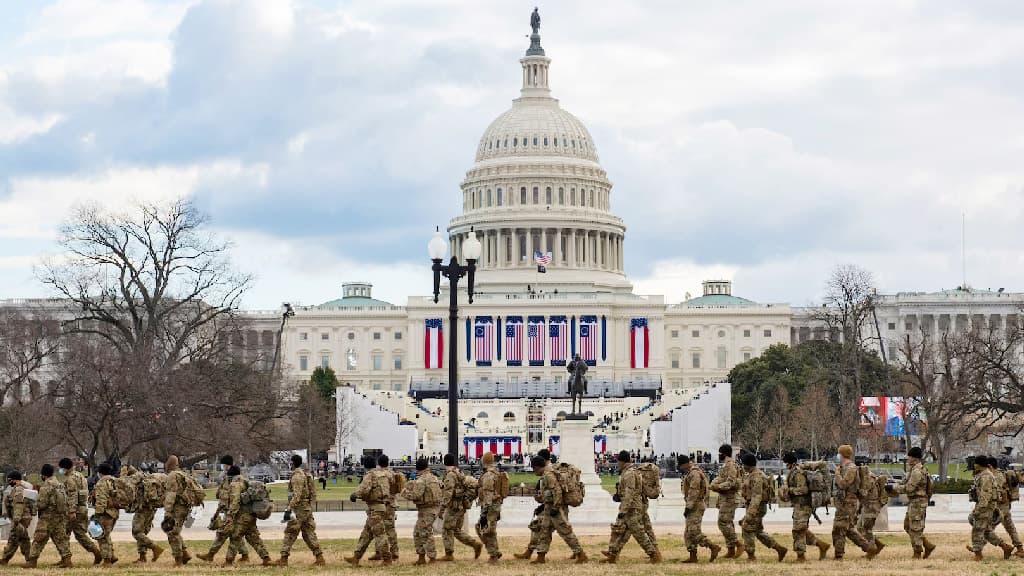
[505,317,523,366]
[579,315,597,366]
[630,317,649,369]
[475,317,493,366]
[424,318,443,369]
[534,251,552,265]
[528,317,545,366]
[549,317,567,365]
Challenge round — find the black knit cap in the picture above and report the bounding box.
[416,458,429,471]
[531,455,547,469]
[617,450,631,463]
[974,455,988,467]
[220,455,234,466]
[227,465,241,477]
[677,455,690,465]
[907,447,923,459]
[538,448,551,462]
[782,452,798,464]
[443,453,457,467]
[719,444,733,457]
[741,453,757,467]
[377,454,390,468]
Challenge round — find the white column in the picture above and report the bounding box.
[541,228,548,257]
[497,229,505,267]
[555,228,562,265]
[526,228,533,264]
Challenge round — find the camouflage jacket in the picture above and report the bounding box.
[227,476,249,519]
[893,462,929,499]
[215,475,233,513]
[354,469,387,512]
[785,465,810,503]
[710,458,740,495]
[93,475,119,519]
[60,470,90,511]
[835,461,860,503]
[288,468,316,511]
[162,469,189,510]
[539,468,563,510]
[440,468,466,511]
[682,466,709,511]
[974,469,998,510]
[478,466,502,508]
[4,482,34,524]
[992,468,1010,505]
[402,471,441,510]
[741,468,769,511]
[616,464,644,512]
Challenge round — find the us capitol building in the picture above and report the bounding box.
[234,14,1024,460]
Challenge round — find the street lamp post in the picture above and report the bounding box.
[429,227,481,458]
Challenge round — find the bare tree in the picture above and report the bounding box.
[737,396,769,455]
[766,385,792,458]
[791,384,838,460]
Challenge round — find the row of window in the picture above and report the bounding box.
[669,348,755,370]
[669,328,772,339]
[484,134,590,153]
[466,185,604,210]
[298,352,403,372]
[298,331,402,342]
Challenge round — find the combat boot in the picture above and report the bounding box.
[816,541,831,560]
[239,554,250,563]
[967,544,982,561]
[57,557,73,568]
[681,550,698,564]
[734,542,745,558]
[724,545,735,559]
[132,553,147,565]
[221,558,233,567]
[746,550,756,562]
[273,555,289,567]
[709,543,721,562]
[864,543,879,560]
[104,557,118,565]
[182,551,192,565]
[313,554,326,567]
[94,551,104,565]
[0,558,9,566]
[343,556,359,566]
[513,549,533,560]
[1016,545,1024,558]
[381,558,392,567]
[648,550,662,564]
[775,544,788,562]
[21,559,36,569]
[262,557,273,567]
[367,552,382,561]
[152,545,165,563]
[530,552,546,564]
[196,552,214,563]
[796,552,806,563]
[574,551,588,564]
[1002,542,1015,559]
[912,547,922,559]
[922,538,936,559]
[488,553,502,564]
[473,542,483,559]
[415,554,427,565]
[599,551,616,564]
[438,552,454,562]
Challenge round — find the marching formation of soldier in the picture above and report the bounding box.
[4,443,1024,567]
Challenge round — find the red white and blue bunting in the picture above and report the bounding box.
[547,434,609,455]
[463,436,522,459]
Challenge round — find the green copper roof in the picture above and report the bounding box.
[681,294,757,307]
[318,296,394,308]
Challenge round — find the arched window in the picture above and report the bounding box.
[571,188,576,205]
[556,411,568,419]
[503,411,515,422]
[477,411,489,419]
[533,187,539,204]
[545,187,552,204]
[533,137,538,146]
[589,189,595,207]
[520,187,527,204]
[471,191,476,209]
[558,187,564,204]
[503,138,508,148]
[496,188,503,206]
[544,136,548,146]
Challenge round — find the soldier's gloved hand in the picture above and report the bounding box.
[684,508,690,518]
[549,508,559,517]
[89,514,99,524]
[349,493,358,503]
[479,517,487,528]
[616,512,625,520]
[534,505,545,516]
[612,494,621,503]
[884,484,895,494]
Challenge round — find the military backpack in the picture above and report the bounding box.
[367,471,390,504]
[181,473,207,507]
[1006,470,1020,502]
[636,463,662,499]
[417,476,442,507]
[495,470,510,499]
[141,473,167,509]
[239,479,274,520]
[552,462,585,507]
[460,475,479,509]
[390,471,406,496]
[109,476,137,510]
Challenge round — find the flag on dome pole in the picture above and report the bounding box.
[534,250,551,273]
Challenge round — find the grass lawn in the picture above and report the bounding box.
[874,462,971,480]
[11,532,1017,575]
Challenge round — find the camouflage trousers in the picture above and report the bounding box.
[741,507,778,552]
[442,507,480,554]
[969,506,1004,552]
[131,507,160,556]
[375,505,398,558]
[997,503,1022,547]
[413,508,438,559]
[683,505,712,553]
[354,509,390,560]
[643,504,658,548]
[607,509,657,557]
[716,495,739,547]
[96,514,117,561]
[857,503,882,544]
[904,498,928,550]
[2,520,31,562]
[226,514,269,562]
[790,502,822,554]
[205,508,247,553]
[534,507,582,555]
[475,504,501,559]
[281,508,322,558]
[68,509,100,554]
[164,506,191,561]
[28,515,71,561]
[832,499,870,557]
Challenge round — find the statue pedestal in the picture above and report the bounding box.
[557,416,617,522]
[651,478,684,524]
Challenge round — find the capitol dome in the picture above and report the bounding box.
[447,14,629,293]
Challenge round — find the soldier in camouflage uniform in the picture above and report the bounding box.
[121,467,166,564]
[277,454,325,567]
[162,455,194,566]
[739,454,787,562]
[57,458,102,565]
[368,455,399,562]
[402,457,442,564]
[988,456,1024,557]
[1,471,33,565]
[197,455,246,564]
[513,448,552,560]
[832,445,878,560]
[781,454,830,562]
[678,454,720,563]
[967,455,1014,560]
[91,462,119,565]
[601,451,660,564]
[856,467,886,554]
[529,455,586,564]
[438,453,483,561]
[24,464,73,569]
[475,452,505,563]
[888,447,934,558]
[709,444,743,558]
[223,466,272,567]
[346,454,392,566]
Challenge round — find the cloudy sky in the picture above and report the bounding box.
[2,0,1023,309]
